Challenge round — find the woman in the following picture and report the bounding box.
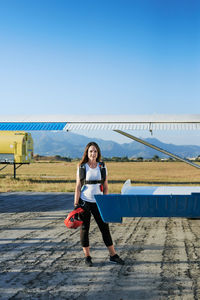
[74,142,124,267]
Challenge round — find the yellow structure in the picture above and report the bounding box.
[0,131,33,163]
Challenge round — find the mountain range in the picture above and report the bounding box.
[31,131,200,159]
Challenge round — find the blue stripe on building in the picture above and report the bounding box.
[0,122,67,131]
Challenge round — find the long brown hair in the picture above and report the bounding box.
[79,142,101,165]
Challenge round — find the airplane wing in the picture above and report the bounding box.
[95,192,200,222]
[1,114,200,170]
[0,114,200,131]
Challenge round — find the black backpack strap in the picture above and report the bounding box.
[79,164,86,186]
[79,162,106,186]
[85,180,102,184]
[98,161,106,183]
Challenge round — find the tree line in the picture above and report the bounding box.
[34,154,200,163]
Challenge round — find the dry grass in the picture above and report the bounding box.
[0,161,200,193]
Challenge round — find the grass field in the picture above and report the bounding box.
[0,161,200,193]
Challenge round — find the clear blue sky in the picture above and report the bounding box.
[0,0,200,144]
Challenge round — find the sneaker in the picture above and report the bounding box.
[110,254,125,265]
[85,256,93,267]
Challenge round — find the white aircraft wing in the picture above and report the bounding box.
[1,114,200,169]
[0,114,200,131]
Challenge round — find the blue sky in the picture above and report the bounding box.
[0,0,200,144]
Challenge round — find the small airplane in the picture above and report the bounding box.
[1,114,200,220]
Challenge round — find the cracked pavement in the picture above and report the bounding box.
[1,192,200,299]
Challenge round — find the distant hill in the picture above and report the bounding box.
[31,131,200,159]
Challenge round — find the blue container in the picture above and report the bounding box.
[95,193,200,223]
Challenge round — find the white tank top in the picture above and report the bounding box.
[77,163,107,203]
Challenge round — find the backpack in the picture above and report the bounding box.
[79,162,106,187]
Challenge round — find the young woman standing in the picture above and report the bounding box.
[74,142,124,267]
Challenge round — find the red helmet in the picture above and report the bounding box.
[64,207,84,229]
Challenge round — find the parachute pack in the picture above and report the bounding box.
[79,161,106,187]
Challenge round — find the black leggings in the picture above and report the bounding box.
[79,199,113,248]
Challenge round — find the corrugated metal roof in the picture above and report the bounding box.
[0,122,67,131]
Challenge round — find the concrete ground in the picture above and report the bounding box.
[0,192,200,300]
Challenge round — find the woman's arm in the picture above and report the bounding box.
[74,173,81,207]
